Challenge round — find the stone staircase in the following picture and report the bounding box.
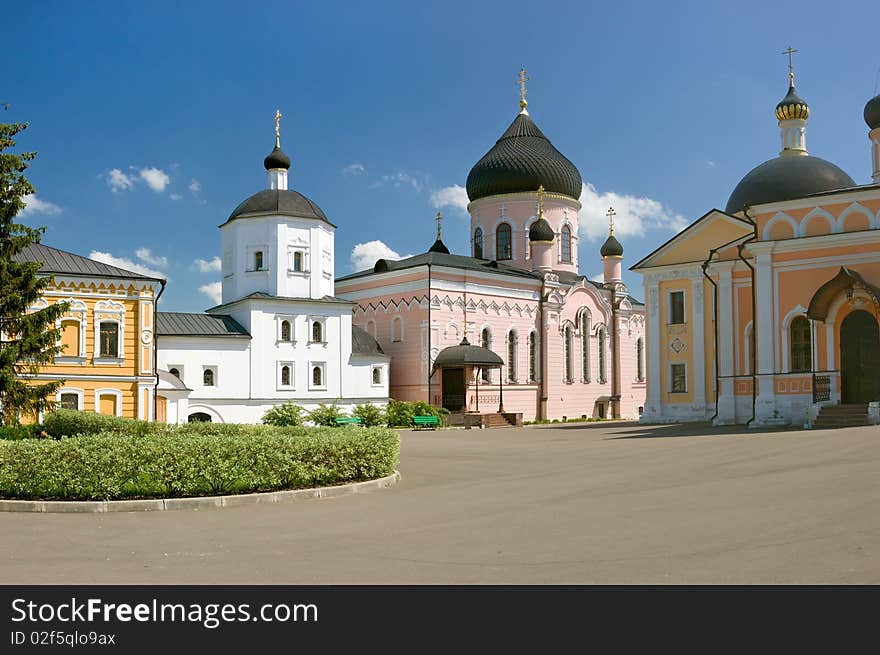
[482,413,516,428]
[813,404,869,429]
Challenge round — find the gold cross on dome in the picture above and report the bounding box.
[537,185,545,217]
[517,68,530,110]
[436,211,442,240]
[782,46,798,84]
[274,109,282,147]
[606,206,616,236]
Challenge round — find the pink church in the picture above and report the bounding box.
[336,87,646,423]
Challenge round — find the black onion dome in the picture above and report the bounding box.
[865,94,880,130]
[263,146,291,170]
[725,156,855,214]
[600,234,623,258]
[428,238,450,254]
[224,189,333,226]
[466,113,582,202]
[775,84,810,121]
[528,217,555,242]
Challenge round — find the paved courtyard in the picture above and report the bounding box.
[1,422,878,584]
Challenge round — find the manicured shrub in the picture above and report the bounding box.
[42,409,160,439]
[0,425,400,501]
[262,401,306,426]
[385,399,447,427]
[0,424,43,440]
[352,403,386,427]
[307,401,344,427]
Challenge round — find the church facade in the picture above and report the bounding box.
[336,83,647,422]
[633,68,880,427]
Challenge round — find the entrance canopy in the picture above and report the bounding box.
[432,337,503,374]
[807,267,880,321]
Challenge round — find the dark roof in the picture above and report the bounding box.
[13,242,162,281]
[865,94,880,130]
[432,337,503,372]
[466,112,582,202]
[428,238,450,254]
[207,291,354,312]
[600,234,624,258]
[263,145,291,170]
[157,312,250,338]
[224,189,334,227]
[775,84,810,121]
[351,325,386,356]
[528,217,555,242]
[337,250,540,282]
[725,155,856,214]
[807,267,880,321]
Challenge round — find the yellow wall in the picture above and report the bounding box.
[658,280,694,405]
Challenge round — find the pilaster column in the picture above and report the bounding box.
[753,248,777,422]
[714,262,736,424]
[691,274,706,415]
[641,276,662,422]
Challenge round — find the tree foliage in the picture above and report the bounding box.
[0,121,68,425]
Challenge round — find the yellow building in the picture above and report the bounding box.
[14,243,165,420]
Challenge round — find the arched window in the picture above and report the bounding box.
[312,366,322,387]
[564,324,574,382]
[560,225,572,263]
[528,331,537,382]
[254,251,264,271]
[474,228,483,259]
[598,326,607,384]
[99,321,119,358]
[281,365,291,386]
[60,319,80,356]
[507,330,517,382]
[203,368,215,386]
[372,367,381,385]
[293,251,303,272]
[169,367,181,379]
[580,311,591,383]
[59,393,79,410]
[391,316,402,342]
[636,337,645,381]
[312,321,323,343]
[280,320,291,342]
[188,412,212,423]
[790,316,811,372]
[496,223,512,260]
[481,328,491,382]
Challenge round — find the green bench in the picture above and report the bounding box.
[335,417,363,427]
[412,415,439,430]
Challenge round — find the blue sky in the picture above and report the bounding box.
[6,1,878,310]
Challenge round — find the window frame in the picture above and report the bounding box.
[789,316,812,373]
[560,224,572,263]
[309,362,327,390]
[668,290,686,325]
[670,362,687,394]
[278,361,294,389]
[495,223,512,261]
[473,227,484,259]
[507,330,517,383]
[202,366,217,387]
[98,320,120,359]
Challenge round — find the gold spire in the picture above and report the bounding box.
[436,210,443,240]
[782,46,798,86]
[517,68,530,113]
[274,108,282,148]
[606,206,616,237]
[537,185,545,218]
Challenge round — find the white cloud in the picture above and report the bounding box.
[189,179,201,193]
[350,240,411,272]
[705,160,716,168]
[198,282,222,305]
[192,256,221,273]
[169,193,182,201]
[430,185,469,214]
[135,248,168,268]
[89,251,165,278]
[106,168,135,192]
[139,167,171,193]
[18,194,62,217]
[342,163,366,176]
[372,171,424,192]
[578,181,688,242]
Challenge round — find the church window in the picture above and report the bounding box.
[670,363,686,393]
[637,337,645,381]
[99,322,119,358]
[60,319,80,357]
[496,223,512,261]
[311,321,323,343]
[669,291,685,325]
[598,326,607,384]
[581,311,591,382]
[528,332,537,382]
[372,367,381,385]
[507,330,517,383]
[293,251,303,272]
[280,320,292,342]
[474,228,484,259]
[564,325,574,383]
[254,251,264,271]
[203,368,215,386]
[561,225,572,263]
[59,393,79,410]
[790,316,812,373]
[281,365,291,387]
[391,316,403,342]
[169,367,181,379]
[312,366,323,387]
[481,328,491,382]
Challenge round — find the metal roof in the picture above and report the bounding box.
[13,243,162,281]
[351,325,386,356]
[156,312,251,338]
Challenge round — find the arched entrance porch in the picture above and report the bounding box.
[840,310,880,404]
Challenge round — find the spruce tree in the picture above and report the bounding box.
[0,121,68,425]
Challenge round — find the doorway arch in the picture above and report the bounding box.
[840,310,880,404]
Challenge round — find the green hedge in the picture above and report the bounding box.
[0,425,399,501]
[42,409,163,439]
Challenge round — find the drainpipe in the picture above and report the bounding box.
[152,278,166,422]
[610,286,620,418]
[737,208,758,427]
[427,263,432,406]
[539,285,548,420]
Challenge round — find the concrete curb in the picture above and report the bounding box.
[0,471,401,514]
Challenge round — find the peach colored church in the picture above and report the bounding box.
[336,84,647,424]
[632,66,880,428]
